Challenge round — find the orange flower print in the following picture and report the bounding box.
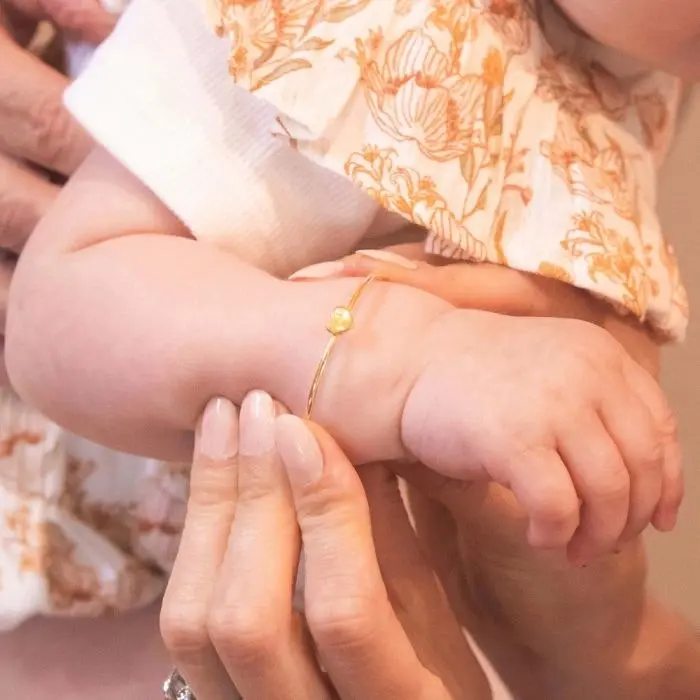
[217,0,280,80]
[635,91,671,155]
[591,138,637,222]
[537,55,628,119]
[353,30,488,161]
[478,0,531,55]
[541,115,638,224]
[659,241,689,323]
[345,146,486,260]
[429,207,487,260]
[538,261,574,284]
[345,146,446,218]
[217,0,371,89]
[562,211,657,317]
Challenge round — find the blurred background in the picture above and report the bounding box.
[649,90,700,625]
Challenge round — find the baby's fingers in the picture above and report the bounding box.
[558,414,630,563]
[509,448,580,550]
[623,359,684,531]
[598,383,664,542]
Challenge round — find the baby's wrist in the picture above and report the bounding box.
[267,278,451,463]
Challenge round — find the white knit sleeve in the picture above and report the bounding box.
[63,0,380,273]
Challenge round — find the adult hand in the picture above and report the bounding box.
[0,0,114,383]
[160,392,491,700]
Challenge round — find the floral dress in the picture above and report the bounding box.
[213,0,688,337]
[0,0,688,629]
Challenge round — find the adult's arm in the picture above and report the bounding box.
[0,1,114,382]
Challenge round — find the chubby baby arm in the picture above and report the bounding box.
[8,149,683,561]
[6,148,450,461]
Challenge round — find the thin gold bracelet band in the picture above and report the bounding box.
[305,274,378,419]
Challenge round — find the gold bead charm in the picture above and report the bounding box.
[306,274,378,419]
[327,306,354,335]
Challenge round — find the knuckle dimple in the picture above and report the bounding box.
[590,472,630,504]
[659,410,680,443]
[296,482,367,529]
[529,489,577,528]
[306,595,376,651]
[160,605,209,655]
[206,605,280,665]
[639,437,665,472]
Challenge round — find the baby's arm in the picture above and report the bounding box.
[9,153,682,560]
[7,148,449,462]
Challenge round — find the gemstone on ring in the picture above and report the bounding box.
[163,669,196,700]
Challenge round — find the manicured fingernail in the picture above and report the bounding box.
[275,415,324,488]
[197,397,238,460]
[101,0,129,14]
[355,249,419,269]
[289,260,345,280]
[239,391,276,455]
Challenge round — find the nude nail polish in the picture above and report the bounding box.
[289,260,345,280]
[239,391,276,456]
[355,249,419,269]
[197,397,238,460]
[275,415,324,488]
[100,0,129,13]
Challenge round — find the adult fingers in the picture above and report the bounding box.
[0,38,93,174]
[360,464,491,699]
[623,358,684,532]
[207,392,331,700]
[160,397,241,700]
[291,247,602,322]
[275,416,451,700]
[4,0,117,43]
[0,152,59,254]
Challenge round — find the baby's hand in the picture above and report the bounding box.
[401,309,682,563]
[291,249,682,562]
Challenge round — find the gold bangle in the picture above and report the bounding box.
[306,274,378,419]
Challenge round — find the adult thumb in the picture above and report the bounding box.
[6,0,119,44]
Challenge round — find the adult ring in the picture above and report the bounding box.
[163,669,243,700]
[163,669,195,700]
